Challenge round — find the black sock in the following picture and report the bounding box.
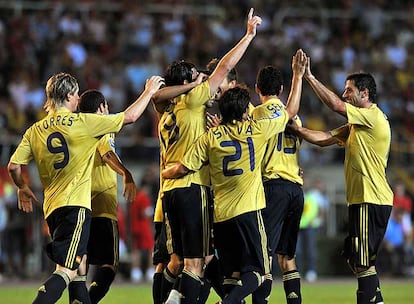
[33,270,70,304]
[153,272,163,304]
[197,277,211,304]
[224,271,262,304]
[252,274,272,304]
[204,256,225,299]
[374,274,383,303]
[282,270,301,304]
[69,275,91,304]
[357,269,378,304]
[88,267,116,304]
[179,269,202,304]
[161,267,177,303]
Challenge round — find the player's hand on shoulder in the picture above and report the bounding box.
[146,76,165,94]
[206,112,222,130]
[246,8,262,38]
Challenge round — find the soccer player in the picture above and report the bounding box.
[7,72,164,304]
[155,8,262,304]
[162,49,306,304]
[251,65,305,304]
[77,89,137,304]
[288,60,393,304]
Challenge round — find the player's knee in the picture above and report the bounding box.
[277,255,296,272]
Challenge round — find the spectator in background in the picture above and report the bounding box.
[129,175,155,283]
[296,178,329,282]
[393,181,413,237]
[377,208,407,276]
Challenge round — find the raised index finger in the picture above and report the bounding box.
[248,8,254,20]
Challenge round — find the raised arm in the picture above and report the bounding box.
[7,163,39,213]
[102,151,137,202]
[304,56,347,116]
[208,8,262,96]
[285,49,307,119]
[123,76,165,125]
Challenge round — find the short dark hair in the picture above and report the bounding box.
[346,72,377,103]
[164,60,196,86]
[206,58,238,82]
[218,85,250,124]
[256,65,283,96]
[79,89,105,113]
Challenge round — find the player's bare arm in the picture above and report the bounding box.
[208,8,262,96]
[102,150,137,202]
[123,75,165,125]
[151,72,206,114]
[7,162,40,213]
[287,120,338,147]
[304,55,347,116]
[162,162,190,179]
[285,49,307,119]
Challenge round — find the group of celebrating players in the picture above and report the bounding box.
[7,7,393,304]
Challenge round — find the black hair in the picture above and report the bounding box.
[79,89,105,113]
[256,65,283,96]
[206,58,238,82]
[163,60,196,86]
[346,72,377,103]
[218,85,250,124]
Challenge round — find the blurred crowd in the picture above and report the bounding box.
[1,0,414,280]
[0,0,413,163]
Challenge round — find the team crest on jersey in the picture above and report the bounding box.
[269,110,281,119]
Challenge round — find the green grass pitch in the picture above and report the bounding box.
[0,278,413,303]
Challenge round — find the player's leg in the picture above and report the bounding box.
[152,221,170,304]
[176,184,213,304]
[220,211,270,304]
[343,204,391,304]
[68,255,91,304]
[86,218,118,304]
[35,207,91,304]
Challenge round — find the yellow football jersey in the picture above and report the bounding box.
[252,98,303,184]
[331,103,393,206]
[10,107,124,219]
[182,110,289,223]
[159,81,212,191]
[90,133,118,220]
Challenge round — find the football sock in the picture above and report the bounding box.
[153,272,163,304]
[32,270,70,304]
[223,271,262,304]
[179,269,202,304]
[374,275,384,303]
[282,270,301,304]
[356,269,378,304]
[88,266,116,304]
[197,277,211,304]
[68,275,91,304]
[204,256,225,299]
[252,274,273,304]
[161,267,177,303]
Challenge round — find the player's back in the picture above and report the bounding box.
[253,98,303,185]
[17,109,124,218]
[159,82,211,191]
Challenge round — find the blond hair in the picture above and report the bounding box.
[44,72,79,113]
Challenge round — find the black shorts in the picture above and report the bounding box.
[342,203,392,268]
[87,217,119,269]
[262,179,304,258]
[163,184,213,258]
[152,221,170,265]
[46,206,91,270]
[214,210,270,277]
